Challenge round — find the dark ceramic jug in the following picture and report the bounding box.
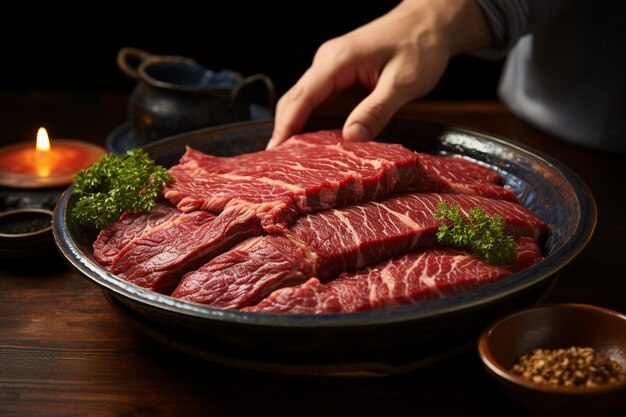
[117,47,275,145]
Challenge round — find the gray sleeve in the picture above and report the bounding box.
[472,0,567,59]
[472,0,530,59]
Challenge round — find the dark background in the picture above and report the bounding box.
[1,3,504,100]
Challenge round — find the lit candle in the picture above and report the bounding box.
[0,127,107,188]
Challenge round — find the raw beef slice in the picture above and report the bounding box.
[163,130,421,232]
[172,193,547,309]
[163,130,517,233]
[96,205,262,294]
[414,153,518,202]
[93,201,181,267]
[244,237,543,314]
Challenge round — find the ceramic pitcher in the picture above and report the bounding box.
[117,47,275,145]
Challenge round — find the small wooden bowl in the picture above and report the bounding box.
[478,303,626,417]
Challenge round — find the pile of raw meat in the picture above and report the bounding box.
[93,130,548,314]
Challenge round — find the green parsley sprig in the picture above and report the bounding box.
[71,149,172,229]
[434,201,516,264]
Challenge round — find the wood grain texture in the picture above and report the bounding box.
[1,92,624,417]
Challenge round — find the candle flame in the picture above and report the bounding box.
[35,127,52,177]
[36,127,51,152]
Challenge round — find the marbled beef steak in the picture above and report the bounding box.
[94,130,536,310]
[245,236,543,314]
[172,193,546,309]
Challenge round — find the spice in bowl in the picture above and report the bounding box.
[0,210,52,235]
[510,346,626,388]
[479,304,626,417]
[0,208,56,261]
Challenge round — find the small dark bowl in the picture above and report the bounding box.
[0,208,55,260]
[478,303,626,416]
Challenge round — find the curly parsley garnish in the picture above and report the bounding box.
[434,201,516,264]
[71,149,172,229]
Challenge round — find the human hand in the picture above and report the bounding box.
[267,0,493,149]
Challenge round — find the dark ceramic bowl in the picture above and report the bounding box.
[478,303,626,416]
[0,208,55,260]
[52,118,597,376]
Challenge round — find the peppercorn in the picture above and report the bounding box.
[510,346,625,387]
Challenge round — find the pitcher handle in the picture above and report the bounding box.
[117,47,157,80]
[230,74,277,115]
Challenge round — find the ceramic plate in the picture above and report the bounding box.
[53,117,596,376]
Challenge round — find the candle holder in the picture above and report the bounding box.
[0,140,107,188]
[0,136,107,213]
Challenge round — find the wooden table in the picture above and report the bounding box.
[1,91,624,417]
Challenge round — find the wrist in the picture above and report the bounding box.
[398,0,495,55]
[448,0,495,54]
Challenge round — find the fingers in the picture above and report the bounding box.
[267,37,359,150]
[267,0,457,148]
[343,57,418,142]
[266,83,309,150]
[267,62,345,150]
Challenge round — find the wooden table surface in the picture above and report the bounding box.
[1,91,624,417]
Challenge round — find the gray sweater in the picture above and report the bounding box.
[475,0,626,153]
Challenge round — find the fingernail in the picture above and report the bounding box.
[266,137,276,150]
[346,123,370,142]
